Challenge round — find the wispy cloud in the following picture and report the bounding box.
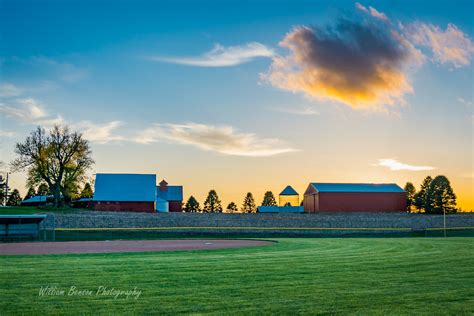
[0,98,123,144]
[404,22,474,67]
[374,158,435,171]
[0,98,65,127]
[271,105,319,116]
[0,130,15,138]
[72,121,124,144]
[355,2,388,21]
[0,83,22,97]
[149,42,274,67]
[134,122,298,157]
[457,97,473,107]
[24,56,89,82]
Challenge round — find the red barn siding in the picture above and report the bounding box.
[304,192,406,212]
[93,201,155,213]
[168,201,182,212]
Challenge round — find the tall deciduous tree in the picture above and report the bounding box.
[226,202,238,213]
[24,187,36,200]
[404,182,416,212]
[37,183,50,196]
[7,189,22,206]
[203,190,222,213]
[414,176,432,211]
[261,191,277,206]
[184,196,201,213]
[80,183,94,198]
[241,192,256,213]
[12,126,94,207]
[426,175,457,214]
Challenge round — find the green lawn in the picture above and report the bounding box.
[0,206,85,215]
[1,238,473,315]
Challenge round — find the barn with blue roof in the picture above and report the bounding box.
[303,183,406,213]
[157,179,183,212]
[93,173,158,213]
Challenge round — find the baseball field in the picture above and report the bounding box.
[1,237,473,314]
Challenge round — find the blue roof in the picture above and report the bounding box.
[157,185,183,201]
[258,206,304,213]
[22,195,51,203]
[93,173,156,202]
[280,185,298,196]
[310,183,405,193]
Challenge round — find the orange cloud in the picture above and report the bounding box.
[263,18,423,109]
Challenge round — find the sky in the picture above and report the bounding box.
[0,0,473,210]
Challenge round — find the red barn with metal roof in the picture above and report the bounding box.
[303,183,406,213]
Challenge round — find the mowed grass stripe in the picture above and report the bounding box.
[0,238,473,314]
[53,226,474,231]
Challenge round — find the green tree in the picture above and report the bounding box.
[261,191,277,206]
[0,162,9,205]
[414,176,433,211]
[24,187,36,200]
[80,183,94,198]
[404,182,416,212]
[203,190,222,213]
[425,175,457,214]
[7,189,22,206]
[226,202,238,213]
[184,196,201,213]
[241,192,256,213]
[37,183,50,196]
[12,126,94,207]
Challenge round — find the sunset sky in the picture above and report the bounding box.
[1,0,473,210]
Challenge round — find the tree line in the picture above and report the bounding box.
[404,175,457,214]
[2,125,462,213]
[184,190,279,213]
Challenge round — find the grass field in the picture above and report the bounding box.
[1,238,473,315]
[0,206,84,215]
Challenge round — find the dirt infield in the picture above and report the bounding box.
[0,239,273,255]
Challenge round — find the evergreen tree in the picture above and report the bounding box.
[203,190,222,213]
[414,176,432,211]
[226,202,238,213]
[426,175,457,214]
[241,192,256,213]
[37,183,50,196]
[7,189,22,206]
[24,187,36,200]
[184,196,201,213]
[0,173,9,205]
[80,183,94,198]
[261,191,277,206]
[404,182,416,212]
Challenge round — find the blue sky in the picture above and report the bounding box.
[1,0,473,209]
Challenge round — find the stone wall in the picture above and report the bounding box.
[40,211,474,236]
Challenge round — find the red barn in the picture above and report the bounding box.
[93,173,157,213]
[156,180,183,212]
[304,183,406,213]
